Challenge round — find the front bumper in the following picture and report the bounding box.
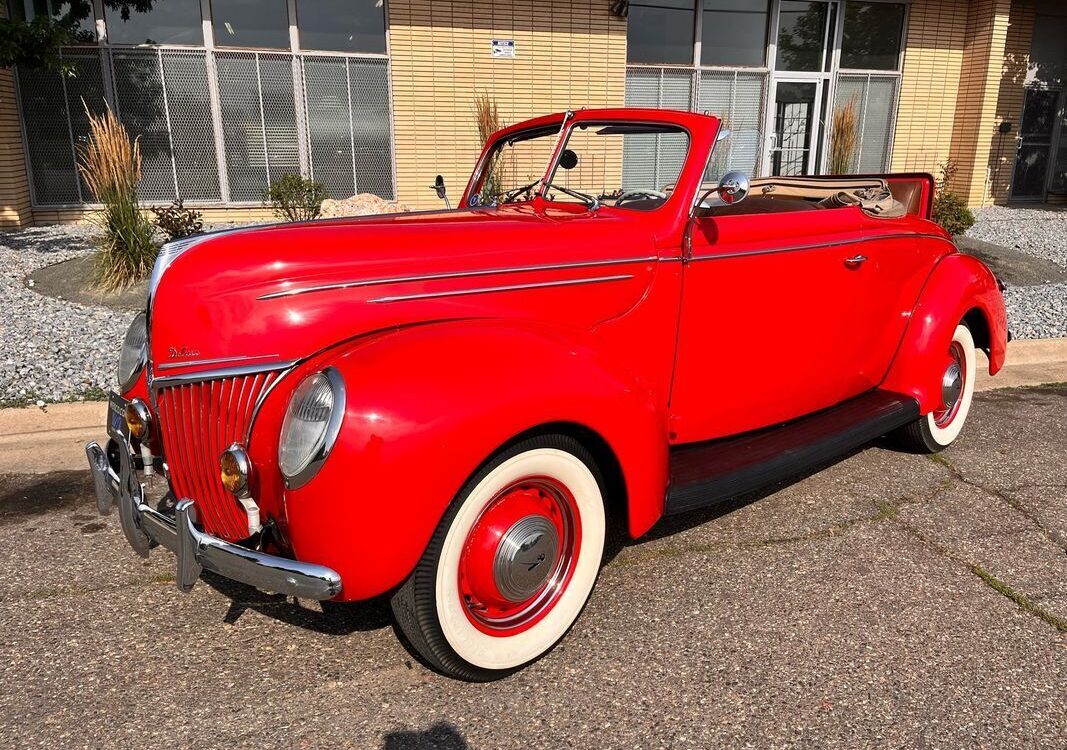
[86,395,342,600]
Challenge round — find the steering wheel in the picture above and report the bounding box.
[614,189,668,207]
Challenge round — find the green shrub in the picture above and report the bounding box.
[152,198,203,241]
[932,191,976,236]
[932,161,975,236]
[265,173,328,222]
[76,103,160,291]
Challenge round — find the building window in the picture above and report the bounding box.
[775,1,829,72]
[10,0,95,41]
[700,0,769,68]
[211,0,290,49]
[105,0,204,46]
[627,0,697,65]
[840,1,905,71]
[296,0,386,54]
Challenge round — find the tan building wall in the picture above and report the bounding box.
[0,3,33,229]
[890,0,1033,207]
[387,0,627,210]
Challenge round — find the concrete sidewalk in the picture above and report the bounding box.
[1,337,1065,475]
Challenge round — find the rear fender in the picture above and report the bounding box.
[881,253,1007,413]
[274,319,668,601]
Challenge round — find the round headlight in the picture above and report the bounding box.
[117,312,147,391]
[220,444,252,496]
[278,368,345,488]
[124,399,152,442]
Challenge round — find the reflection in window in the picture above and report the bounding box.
[700,0,769,67]
[10,0,95,41]
[776,1,828,72]
[626,0,696,65]
[297,0,386,54]
[841,2,905,70]
[211,0,290,49]
[106,0,203,45]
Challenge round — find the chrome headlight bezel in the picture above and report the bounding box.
[117,312,148,392]
[278,368,346,490]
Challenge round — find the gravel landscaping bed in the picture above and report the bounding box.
[0,226,135,406]
[1,209,1064,405]
[967,206,1067,340]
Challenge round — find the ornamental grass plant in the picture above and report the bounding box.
[474,91,506,203]
[829,95,859,174]
[76,103,159,291]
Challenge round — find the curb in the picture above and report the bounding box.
[2,338,1065,475]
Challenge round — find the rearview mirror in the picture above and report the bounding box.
[717,171,749,205]
[558,149,579,171]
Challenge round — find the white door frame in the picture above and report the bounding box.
[765,76,827,176]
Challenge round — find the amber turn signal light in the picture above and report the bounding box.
[124,400,152,441]
[220,445,252,497]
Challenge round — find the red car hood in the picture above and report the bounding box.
[148,203,661,377]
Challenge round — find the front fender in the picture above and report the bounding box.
[275,319,668,601]
[881,253,1007,413]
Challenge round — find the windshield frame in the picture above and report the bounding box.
[464,114,698,213]
[538,120,694,211]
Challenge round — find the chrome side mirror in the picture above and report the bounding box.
[717,171,749,205]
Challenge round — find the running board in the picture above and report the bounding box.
[665,390,920,516]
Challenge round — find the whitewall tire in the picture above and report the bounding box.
[892,323,977,452]
[391,434,606,680]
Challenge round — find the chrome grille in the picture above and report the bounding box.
[155,371,280,541]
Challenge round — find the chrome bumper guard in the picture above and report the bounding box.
[86,396,342,600]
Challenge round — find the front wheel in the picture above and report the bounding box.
[391,434,607,681]
[891,323,977,452]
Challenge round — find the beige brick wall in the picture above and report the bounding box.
[387,0,627,210]
[0,3,33,229]
[890,0,970,180]
[947,0,1012,206]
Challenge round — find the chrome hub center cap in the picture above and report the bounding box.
[493,515,559,603]
[941,361,963,411]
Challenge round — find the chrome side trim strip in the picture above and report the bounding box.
[368,274,634,304]
[152,359,298,388]
[687,232,956,262]
[156,353,283,371]
[257,256,658,300]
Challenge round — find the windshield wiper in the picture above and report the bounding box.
[544,183,600,210]
[501,178,543,203]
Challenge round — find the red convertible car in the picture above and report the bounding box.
[87,108,1007,680]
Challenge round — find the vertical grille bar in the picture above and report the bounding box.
[155,373,275,542]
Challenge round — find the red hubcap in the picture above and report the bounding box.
[933,340,966,428]
[458,477,581,636]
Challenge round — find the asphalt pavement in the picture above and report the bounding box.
[1,387,1064,749]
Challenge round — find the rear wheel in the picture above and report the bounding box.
[891,323,976,452]
[391,434,606,681]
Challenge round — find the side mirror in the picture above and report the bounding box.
[558,149,579,171]
[717,171,750,205]
[430,174,451,209]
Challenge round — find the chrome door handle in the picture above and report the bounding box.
[844,254,867,268]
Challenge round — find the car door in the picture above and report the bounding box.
[668,205,875,444]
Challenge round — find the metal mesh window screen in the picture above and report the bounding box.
[348,59,393,199]
[622,67,693,191]
[698,70,766,180]
[17,51,106,205]
[834,74,898,173]
[111,49,177,202]
[18,47,396,207]
[161,52,221,201]
[302,56,357,198]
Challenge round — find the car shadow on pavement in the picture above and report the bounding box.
[381,722,470,750]
[200,572,394,634]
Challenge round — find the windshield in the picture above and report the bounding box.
[473,120,691,211]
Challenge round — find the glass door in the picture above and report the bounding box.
[1011,88,1061,201]
[769,79,824,175]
